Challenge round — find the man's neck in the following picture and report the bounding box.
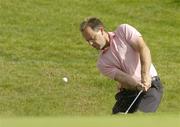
[102,32,110,49]
[101,32,110,50]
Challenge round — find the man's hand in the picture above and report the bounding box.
[136,82,150,91]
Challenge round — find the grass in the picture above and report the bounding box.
[0,0,179,119]
[1,114,180,127]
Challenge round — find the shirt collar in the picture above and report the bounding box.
[100,32,115,54]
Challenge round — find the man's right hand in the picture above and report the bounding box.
[136,82,150,91]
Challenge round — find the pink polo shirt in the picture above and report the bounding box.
[97,24,157,83]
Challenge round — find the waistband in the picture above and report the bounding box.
[151,76,160,81]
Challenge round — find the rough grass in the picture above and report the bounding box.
[0,0,179,117]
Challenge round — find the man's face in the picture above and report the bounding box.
[82,26,106,50]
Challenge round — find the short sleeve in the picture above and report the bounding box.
[118,24,142,44]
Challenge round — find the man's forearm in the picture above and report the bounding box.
[114,70,140,90]
[140,45,151,86]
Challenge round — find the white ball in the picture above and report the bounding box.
[62,77,68,83]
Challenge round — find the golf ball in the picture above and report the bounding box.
[62,77,68,83]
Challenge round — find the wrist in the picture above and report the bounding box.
[136,83,143,91]
[141,75,151,85]
[136,82,149,91]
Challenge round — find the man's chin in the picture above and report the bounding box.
[100,46,106,50]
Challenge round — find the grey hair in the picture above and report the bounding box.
[80,17,104,32]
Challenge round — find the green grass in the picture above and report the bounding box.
[1,114,180,127]
[0,0,180,118]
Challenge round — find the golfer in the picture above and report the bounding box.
[80,17,163,114]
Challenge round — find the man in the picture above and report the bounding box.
[80,17,163,114]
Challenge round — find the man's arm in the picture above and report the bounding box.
[131,37,152,91]
[114,70,144,90]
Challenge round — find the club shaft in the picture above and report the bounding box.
[124,90,143,114]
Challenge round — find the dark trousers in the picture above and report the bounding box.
[112,76,163,114]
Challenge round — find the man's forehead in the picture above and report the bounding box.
[84,26,94,34]
[82,26,95,38]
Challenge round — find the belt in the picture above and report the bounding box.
[119,76,160,92]
[151,76,160,82]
